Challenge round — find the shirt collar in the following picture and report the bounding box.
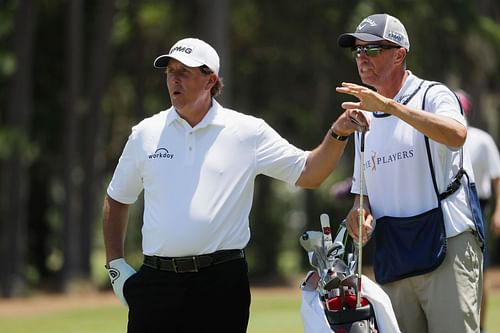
[164,99,226,129]
[373,70,417,117]
[393,70,417,104]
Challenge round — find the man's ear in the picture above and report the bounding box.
[206,74,217,89]
[394,48,407,65]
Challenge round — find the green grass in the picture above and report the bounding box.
[0,306,128,333]
[247,289,303,333]
[488,293,500,333]
[0,290,499,333]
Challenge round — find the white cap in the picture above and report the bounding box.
[153,38,220,75]
[338,14,410,51]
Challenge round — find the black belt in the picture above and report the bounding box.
[143,249,245,273]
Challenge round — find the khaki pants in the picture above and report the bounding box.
[381,231,483,333]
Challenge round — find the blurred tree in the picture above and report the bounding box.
[194,0,232,104]
[60,0,84,290]
[1,0,500,297]
[61,0,115,289]
[0,0,37,297]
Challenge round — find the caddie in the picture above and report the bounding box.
[337,13,484,333]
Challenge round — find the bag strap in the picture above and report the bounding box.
[421,85,485,249]
[421,82,466,203]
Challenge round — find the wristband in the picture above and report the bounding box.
[329,128,349,141]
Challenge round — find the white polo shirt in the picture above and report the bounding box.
[351,72,476,238]
[107,100,308,257]
[464,126,500,199]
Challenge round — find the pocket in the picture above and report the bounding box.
[374,207,447,284]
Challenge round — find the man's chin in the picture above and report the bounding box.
[171,99,185,111]
[170,95,183,105]
[358,73,375,86]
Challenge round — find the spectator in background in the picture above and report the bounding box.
[457,90,500,333]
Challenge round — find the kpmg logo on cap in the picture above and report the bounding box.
[170,45,193,55]
[387,31,404,43]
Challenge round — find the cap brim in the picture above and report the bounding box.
[337,33,385,48]
[153,54,204,68]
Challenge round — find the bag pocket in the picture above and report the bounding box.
[374,207,447,284]
[466,182,485,250]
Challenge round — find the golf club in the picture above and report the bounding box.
[356,131,366,307]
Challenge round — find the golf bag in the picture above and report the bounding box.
[300,216,400,333]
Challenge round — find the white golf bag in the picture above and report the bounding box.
[299,216,401,333]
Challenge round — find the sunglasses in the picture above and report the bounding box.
[351,44,400,58]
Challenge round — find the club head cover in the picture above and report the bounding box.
[300,231,324,253]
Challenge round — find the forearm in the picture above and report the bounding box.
[295,110,369,189]
[492,178,500,236]
[296,130,348,189]
[385,100,467,148]
[102,195,130,263]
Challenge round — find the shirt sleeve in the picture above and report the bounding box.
[254,120,309,185]
[485,134,500,179]
[106,128,144,204]
[425,85,466,126]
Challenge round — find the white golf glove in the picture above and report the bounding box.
[106,258,136,307]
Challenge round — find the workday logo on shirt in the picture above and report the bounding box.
[148,148,174,159]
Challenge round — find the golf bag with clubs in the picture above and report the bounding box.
[300,216,376,333]
[300,130,400,333]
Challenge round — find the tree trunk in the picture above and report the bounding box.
[77,0,115,281]
[128,0,146,122]
[61,0,115,288]
[61,0,85,288]
[0,0,37,298]
[194,0,232,104]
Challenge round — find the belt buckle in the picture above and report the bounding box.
[172,256,199,273]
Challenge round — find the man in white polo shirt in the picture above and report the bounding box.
[336,13,484,333]
[103,37,368,333]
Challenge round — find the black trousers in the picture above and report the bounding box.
[123,258,251,333]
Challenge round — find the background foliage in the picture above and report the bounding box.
[0,0,499,297]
